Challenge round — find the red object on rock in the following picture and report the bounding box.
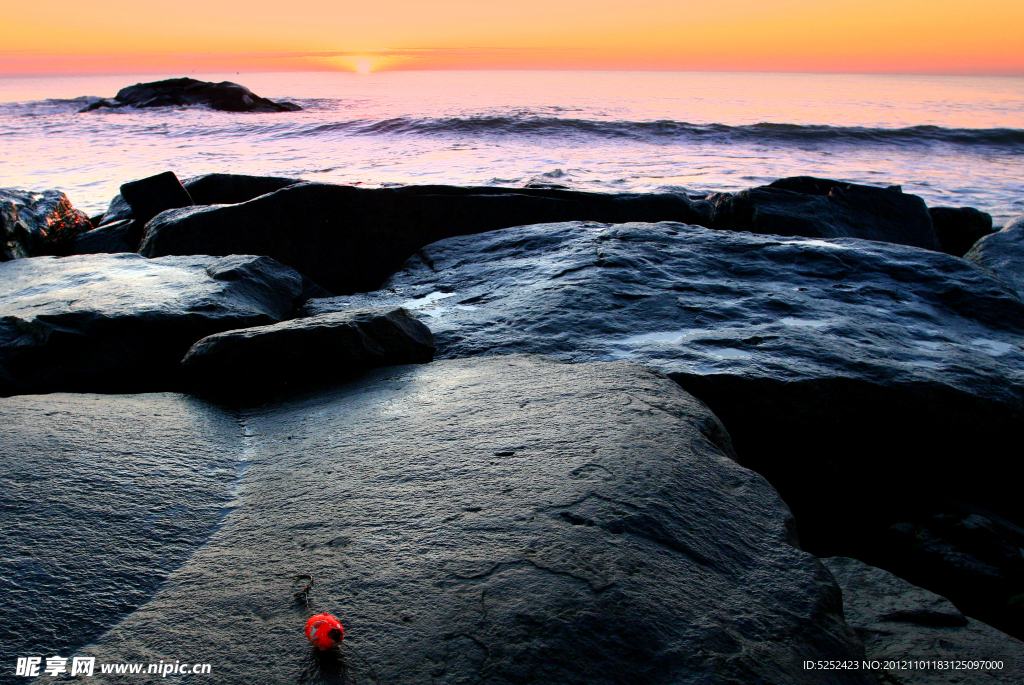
[305,613,344,650]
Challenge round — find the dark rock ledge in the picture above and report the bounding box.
[79,78,301,113]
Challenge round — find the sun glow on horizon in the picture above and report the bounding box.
[2,0,1022,75]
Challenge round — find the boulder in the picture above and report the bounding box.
[1,188,92,259]
[0,253,309,395]
[138,182,709,294]
[965,215,1024,298]
[0,393,243,671]
[120,171,194,249]
[70,218,133,254]
[930,206,994,257]
[79,356,874,684]
[79,78,302,113]
[304,221,1024,632]
[822,557,1022,684]
[182,173,304,205]
[182,307,435,394]
[96,192,133,226]
[708,176,940,250]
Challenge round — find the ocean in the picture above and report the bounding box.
[1,70,1023,225]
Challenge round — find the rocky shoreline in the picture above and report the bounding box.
[2,170,1021,683]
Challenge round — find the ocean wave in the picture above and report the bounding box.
[282,116,1024,147]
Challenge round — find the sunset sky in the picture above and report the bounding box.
[3,0,1023,75]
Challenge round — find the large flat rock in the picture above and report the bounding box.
[822,557,1022,684]
[0,393,243,671]
[78,356,872,684]
[305,221,1024,634]
[0,253,307,394]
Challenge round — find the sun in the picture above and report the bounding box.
[356,59,372,74]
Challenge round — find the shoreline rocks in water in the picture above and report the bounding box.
[79,78,302,113]
[3,169,1023,679]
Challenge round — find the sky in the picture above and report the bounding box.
[2,0,1023,75]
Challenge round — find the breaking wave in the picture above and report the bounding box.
[280,116,1024,147]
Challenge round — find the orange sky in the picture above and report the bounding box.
[3,0,1023,75]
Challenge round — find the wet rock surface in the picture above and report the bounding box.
[0,253,308,395]
[708,177,940,250]
[965,215,1024,299]
[822,557,1022,684]
[305,220,1024,635]
[0,393,243,672]
[182,307,435,395]
[79,78,302,113]
[80,356,873,684]
[1,188,92,259]
[138,182,708,294]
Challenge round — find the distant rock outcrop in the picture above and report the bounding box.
[79,78,302,113]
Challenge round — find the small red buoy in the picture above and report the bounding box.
[305,613,344,650]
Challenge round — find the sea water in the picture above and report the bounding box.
[1,70,1022,224]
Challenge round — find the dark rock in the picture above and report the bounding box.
[965,215,1024,299]
[70,218,133,254]
[822,557,1022,684]
[79,77,302,113]
[304,220,1024,632]
[120,171,194,249]
[0,253,308,395]
[709,176,940,250]
[878,501,1024,638]
[0,393,243,670]
[182,307,434,394]
[0,188,92,259]
[182,173,304,205]
[78,356,874,684]
[138,182,708,294]
[930,206,994,256]
[97,192,133,226]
